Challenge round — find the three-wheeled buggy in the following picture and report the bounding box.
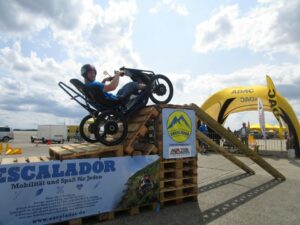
[59,67,173,146]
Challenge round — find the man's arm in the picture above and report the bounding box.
[103,72,122,92]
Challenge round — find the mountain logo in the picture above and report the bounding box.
[167,110,192,143]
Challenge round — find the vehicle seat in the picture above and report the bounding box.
[70,79,124,107]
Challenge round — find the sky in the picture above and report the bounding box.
[0,0,300,130]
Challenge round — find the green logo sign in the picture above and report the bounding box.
[167,110,192,143]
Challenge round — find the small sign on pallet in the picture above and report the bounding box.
[162,108,197,159]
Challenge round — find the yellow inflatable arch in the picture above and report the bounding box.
[201,85,300,157]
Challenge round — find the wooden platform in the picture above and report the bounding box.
[0,104,200,225]
[0,156,50,164]
[159,157,198,206]
[49,143,123,160]
[49,106,161,160]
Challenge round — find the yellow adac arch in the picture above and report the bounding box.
[201,85,300,157]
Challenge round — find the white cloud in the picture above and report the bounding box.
[0,0,145,129]
[149,0,189,16]
[1,40,300,129]
[0,0,299,131]
[169,63,300,130]
[0,0,143,69]
[0,0,82,37]
[193,0,300,56]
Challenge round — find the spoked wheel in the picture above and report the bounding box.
[149,74,173,104]
[94,110,128,146]
[79,114,98,143]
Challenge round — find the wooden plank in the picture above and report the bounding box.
[135,106,159,116]
[128,123,142,132]
[132,143,158,155]
[68,218,82,225]
[197,131,254,174]
[1,158,17,165]
[160,192,197,202]
[191,103,286,180]
[61,145,77,150]
[128,116,150,124]
[51,143,124,159]
[28,156,42,163]
[160,183,197,193]
[159,104,193,110]
[40,156,50,161]
[98,203,157,222]
[16,157,28,164]
[49,146,74,160]
[124,125,148,154]
[50,146,73,155]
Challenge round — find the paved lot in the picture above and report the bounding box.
[1,132,300,225]
[92,154,300,225]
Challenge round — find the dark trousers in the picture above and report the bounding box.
[241,136,248,146]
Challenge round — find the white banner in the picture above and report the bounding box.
[0,156,159,225]
[258,97,266,139]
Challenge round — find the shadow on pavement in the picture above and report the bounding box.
[288,159,300,167]
[200,179,282,224]
[198,172,254,194]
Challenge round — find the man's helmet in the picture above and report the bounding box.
[81,64,97,78]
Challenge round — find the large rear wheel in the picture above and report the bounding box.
[94,110,128,146]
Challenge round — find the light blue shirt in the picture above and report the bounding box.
[86,81,118,100]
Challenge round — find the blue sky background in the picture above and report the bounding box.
[0,0,299,130]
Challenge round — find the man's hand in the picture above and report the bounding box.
[138,83,146,90]
[118,71,125,76]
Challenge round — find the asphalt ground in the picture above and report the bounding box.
[1,132,300,225]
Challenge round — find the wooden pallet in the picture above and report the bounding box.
[53,203,158,225]
[0,156,50,164]
[132,142,159,155]
[98,202,158,222]
[49,143,123,160]
[124,106,160,155]
[160,158,197,179]
[160,157,198,206]
[47,106,161,159]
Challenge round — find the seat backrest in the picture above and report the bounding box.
[70,79,123,107]
[70,79,94,99]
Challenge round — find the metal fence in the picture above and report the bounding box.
[255,139,287,151]
[201,132,287,155]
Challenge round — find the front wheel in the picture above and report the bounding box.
[149,74,173,104]
[94,110,128,146]
[2,136,9,142]
[79,114,98,143]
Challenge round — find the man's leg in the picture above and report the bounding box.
[117,82,139,98]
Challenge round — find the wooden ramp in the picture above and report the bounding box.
[190,103,285,181]
[124,106,160,155]
[49,106,160,160]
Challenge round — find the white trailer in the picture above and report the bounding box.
[32,125,67,144]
